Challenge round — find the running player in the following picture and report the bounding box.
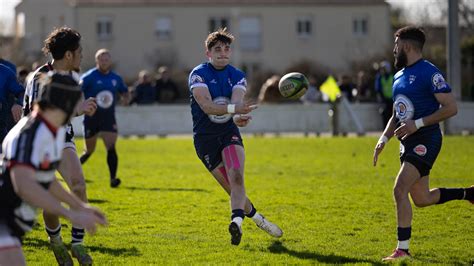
[23,27,97,265]
[0,72,106,266]
[373,26,474,261]
[0,64,23,150]
[79,49,129,188]
[189,28,283,246]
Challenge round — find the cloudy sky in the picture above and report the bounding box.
[0,0,446,35]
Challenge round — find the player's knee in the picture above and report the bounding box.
[70,177,87,197]
[228,169,244,186]
[412,195,430,208]
[393,185,408,201]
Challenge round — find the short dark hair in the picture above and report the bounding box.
[395,26,426,51]
[205,28,234,50]
[42,27,81,60]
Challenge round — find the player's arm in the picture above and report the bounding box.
[394,92,457,140]
[10,166,107,233]
[373,106,397,166]
[192,86,256,115]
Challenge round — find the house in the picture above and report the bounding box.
[15,0,391,80]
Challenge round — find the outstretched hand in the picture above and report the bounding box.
[233,114,252,127]
[70,205,107,235]
[235,102,258,115]
[373,141,386,166]
[81,97,97,116]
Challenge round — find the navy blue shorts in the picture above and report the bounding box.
[194,129,243,171]
[83,111,117,138]
[399,128,442,177]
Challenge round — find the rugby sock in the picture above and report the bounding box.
[107,148,118,179]
[437,188,465,204]
[245,204,257,218]
[463,186,474,200]
[71,227,85,245]
[80,153,91,164]
[45,224,62,243]
[397,227,411,251]
[231,209,245,227]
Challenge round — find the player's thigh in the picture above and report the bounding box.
[58,147,85,186]
[210,163,231,195]
[394,162,421,194]
[101,132,118,149]
[409,175,431,202]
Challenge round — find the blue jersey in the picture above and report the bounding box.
[0,59,17,74]
[80,68,127,114]
[188,62,247,137]
[0,64,23,103]
[393,59,451,133]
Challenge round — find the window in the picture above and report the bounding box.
[239,17,261,51]
[297,17,312,37]
[209,17,228,32]
[97,16,112,40]
[155,16,172,40]
[353,18,368,36]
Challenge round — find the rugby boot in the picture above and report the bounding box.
[50,239,73,266]
[228,221,242,246]
[71,244,93,266]
[382,249,411,262]
[110,178,121,188]
[255,215,283,238]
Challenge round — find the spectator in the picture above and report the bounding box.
[258,75,284,103]
[337,74,356,102]
[300,75,321,104]
[155,66,179,103]
[356,70,371,102]
[374,60,394,126]
[130,70,156,105]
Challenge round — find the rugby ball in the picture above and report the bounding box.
[278,72,309,99]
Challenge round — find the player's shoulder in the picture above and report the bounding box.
[81,67,98,79]
[109,70,123,80]
[0,63,16,76]
[227,64,244,74]
[190,63,208,74]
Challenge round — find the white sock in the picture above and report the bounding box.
[232,217,243,227]
[397,240,409,250]
[251,212,264,224]
[45,224,62,243]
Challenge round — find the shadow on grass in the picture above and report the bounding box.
[88,198,109,204]
[124,186,210,193]
[23,237,140,257]
[268,241,383,265]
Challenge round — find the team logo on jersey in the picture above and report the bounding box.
[210,79,217,84]
[394,94,414,122]
[40,153,51,169]
[208,97,232,124]
[96,90,114,109]
[112,79,117,87]
[432,73,448,91]
[190,75,204,84]
[413,144,427,156]
[409,75,416,84]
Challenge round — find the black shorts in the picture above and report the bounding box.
[194,129,243,171]
[399,128,442,177]
[83,112,117,138]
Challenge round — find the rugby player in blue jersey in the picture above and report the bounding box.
[79,49,129,188]
[0,63,23,150]
[189,28,282,246]
[373,26,473,261]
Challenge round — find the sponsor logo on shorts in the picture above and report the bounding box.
[231,135,240,142]
[413,144,427,156]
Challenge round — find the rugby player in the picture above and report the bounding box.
[0,72,106,266]
[373,26,474,261]
[189,28,283,246]
[79,49,129,188]
[0,63,23,150]
[23,27,97,266]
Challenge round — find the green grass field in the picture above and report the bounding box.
[23,136,473,265]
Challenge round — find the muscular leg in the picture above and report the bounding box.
[393,162,420,228]
[80,135,98,164]
[210,163,253,214]
[221,145,246,211]
[410,176,440,207]
[101,132,118,180]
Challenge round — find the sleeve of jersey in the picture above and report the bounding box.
[118,76,128,93]
[429,71,451,94]
[23,75,39,116]
[4,133,35,171]
[189,71,207,91]
[232,71,247,92]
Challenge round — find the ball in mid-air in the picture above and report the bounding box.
[278,72,309,99]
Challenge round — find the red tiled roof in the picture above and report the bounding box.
[74,0,388,6]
